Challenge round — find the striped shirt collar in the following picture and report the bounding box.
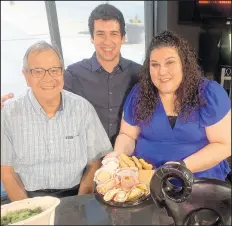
[28,89,65,113]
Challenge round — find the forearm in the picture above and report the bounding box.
[2,173,28,201]
[114,133,136,156]
[78,159,101,195]
[184,142,231,173]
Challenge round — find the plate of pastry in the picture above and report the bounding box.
[94,153,155,207]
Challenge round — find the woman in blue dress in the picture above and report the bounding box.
[106,31,231,181]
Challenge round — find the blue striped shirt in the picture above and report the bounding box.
[1,89,112,191]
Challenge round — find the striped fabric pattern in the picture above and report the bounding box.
[1,89,112,191]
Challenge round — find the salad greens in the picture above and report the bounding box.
[1,207,43,225]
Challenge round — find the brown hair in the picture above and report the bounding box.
[134,30,204,124]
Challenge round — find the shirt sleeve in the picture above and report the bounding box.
[123,83,140,126]
[85,102,113,163]
[200,80,231,127]
[1,110,15,166]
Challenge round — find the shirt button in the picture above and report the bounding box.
[109,108,112,111]
[109,92,112,95]
[110,124,112,126]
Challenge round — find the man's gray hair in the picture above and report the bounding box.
[23,41,64,69]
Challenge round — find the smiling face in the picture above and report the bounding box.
[149,47,183,95]
[91,19,125,64]
[23,49,64,101]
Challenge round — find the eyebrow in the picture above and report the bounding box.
[30,66,62,69]
[150,57,176,63]
[95,30,120,33]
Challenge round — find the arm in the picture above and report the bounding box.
[78,102,113,194]
[78,160,101,195]
[1,110,28,201]
[1,166,28,201]
[183,110,231,173]
[113,113,141,156]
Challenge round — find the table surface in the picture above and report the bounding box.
[53,194,174,225]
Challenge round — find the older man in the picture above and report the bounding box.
[1,41,112,201]
[1,4,141,146]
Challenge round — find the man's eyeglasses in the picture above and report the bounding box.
[27,67,63,78]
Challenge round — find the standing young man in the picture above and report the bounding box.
[1,4,141,146]
[64,4,141,145]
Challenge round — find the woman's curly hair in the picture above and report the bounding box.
[134,30,205,124]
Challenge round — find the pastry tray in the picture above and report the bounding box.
[95,191,151,208]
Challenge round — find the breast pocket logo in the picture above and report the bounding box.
[65,136,74,139]
[65,135,79,139]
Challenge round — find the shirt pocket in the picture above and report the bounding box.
[57,133,87,164]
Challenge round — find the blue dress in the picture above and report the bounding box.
[123,78,231,181]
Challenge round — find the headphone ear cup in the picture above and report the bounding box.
[150,164,193,204]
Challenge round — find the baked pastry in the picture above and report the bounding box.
[138,170,155,185]
[118,156,129,168]
[135,183,149,195]
[93,168,113,185]
[96,178,119,195]
[127,187,144,201]
[120,153,136,167]
[139,159,153,170]
[114,189,129,202]
[103,187,120,201]
[131,156,143,169]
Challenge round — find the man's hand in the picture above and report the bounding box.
[1,93,14,108]
[1,166,28,201]
[78,186,94,195]
[78,160,101,195]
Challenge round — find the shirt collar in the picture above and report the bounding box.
[90,52,129,72]
[28,89,65,113]
[118,56,130,71]
[90,52,102,72]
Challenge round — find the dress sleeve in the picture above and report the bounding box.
[123,84,140,126]
[200,80,231,127]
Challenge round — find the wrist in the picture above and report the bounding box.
[113,149,123,157]
[78,185,94,195]
[177,160,187,168]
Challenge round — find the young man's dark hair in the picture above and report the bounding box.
[88,3,126,38]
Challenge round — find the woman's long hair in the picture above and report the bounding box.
[134,31,204,124]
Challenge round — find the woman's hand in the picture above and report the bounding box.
[103,151,121,159]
